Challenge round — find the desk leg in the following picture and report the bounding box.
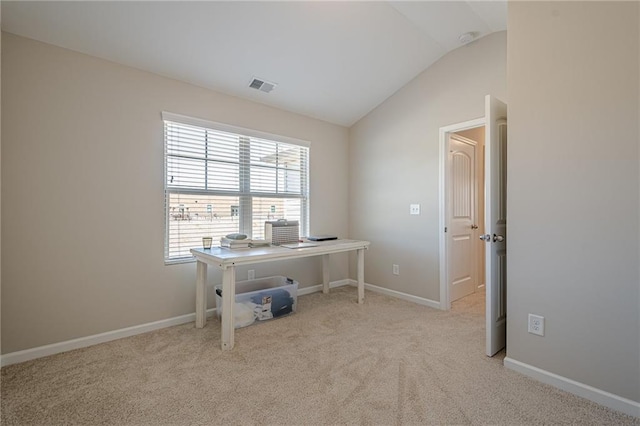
[195,260,207,328]
[221,265,236,351]
[357,248,365,304]
[322,254,330,294]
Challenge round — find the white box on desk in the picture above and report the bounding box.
[265,219,299,245]
[215,276,298,329]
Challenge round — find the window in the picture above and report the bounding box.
[163,112,310,262]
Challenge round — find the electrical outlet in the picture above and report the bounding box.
[392,264,400,275]
[248,269,255,280]
[528,314,545,336]
[410,204,421,215]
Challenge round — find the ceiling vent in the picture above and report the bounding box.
[249,77,277,93]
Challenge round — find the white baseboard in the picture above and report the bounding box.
[1,308,219,367]
[299,279,440,311]
[504,357,640,418]
[0,279,351,367]
[297,279,351,296]
[1,279,436,367]
[351,280,441,310]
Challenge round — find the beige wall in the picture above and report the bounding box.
[1,33,350,354]
[349,31,506,300]
[455,127,484,146]
[507,2,639,402]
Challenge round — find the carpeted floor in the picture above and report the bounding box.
[1,286,638,425]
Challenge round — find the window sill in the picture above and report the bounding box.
[164,257,196,266]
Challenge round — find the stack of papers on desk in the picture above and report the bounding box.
[220,238,273,249]
[220,237,250,249]
[280,242,317,249]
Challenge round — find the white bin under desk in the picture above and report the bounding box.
[190,239,370,351]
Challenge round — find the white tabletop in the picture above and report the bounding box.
[190,239,370,268]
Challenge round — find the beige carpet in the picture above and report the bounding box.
[2,287,638,425]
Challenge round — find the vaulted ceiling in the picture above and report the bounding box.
[1,1,506,127]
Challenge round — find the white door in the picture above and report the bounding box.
[448,135,477,302]
[484,95,507,357]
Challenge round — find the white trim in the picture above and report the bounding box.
[161,111,311,148]
[1,279,438,367]
[301,278,440,310]
[438,117,485,311]
[504,357,640,418]
[297,279,352,296]
[346,279,441,310]
[0,279,351,367]
[1,308,217,367]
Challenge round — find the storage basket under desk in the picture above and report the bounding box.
[215,276,298,328]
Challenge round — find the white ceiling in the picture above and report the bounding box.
[1,1,506,127]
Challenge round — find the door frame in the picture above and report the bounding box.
[438,117,485,311]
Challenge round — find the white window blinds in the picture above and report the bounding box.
[164,114,309,262]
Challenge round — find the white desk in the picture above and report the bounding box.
[190,239,370,350]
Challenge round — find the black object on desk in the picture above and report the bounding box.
[307,235,338,241]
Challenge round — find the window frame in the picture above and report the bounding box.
[162,112,311,264]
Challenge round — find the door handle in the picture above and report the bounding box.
[479,234,491,242]
[471,224,478,229]
[493,234,504,243]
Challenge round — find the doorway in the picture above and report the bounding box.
[439,95,508,357]
[438,118,485,311]
[448,129,486,304]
